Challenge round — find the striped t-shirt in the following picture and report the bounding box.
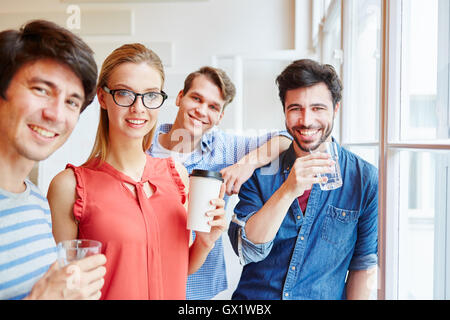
[0,180,57,300]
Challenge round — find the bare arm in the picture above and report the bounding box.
[346,267,377,300]
[173,161,195,248]
[27,169,107,300]
[47,169,79,243]
[221,135,291,195]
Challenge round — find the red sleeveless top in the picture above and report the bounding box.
[67,155,189,300]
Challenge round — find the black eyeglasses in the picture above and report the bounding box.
[103,86,167,109]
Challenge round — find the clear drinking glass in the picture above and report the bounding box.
[313,141,343,191]
[57,239,102,267]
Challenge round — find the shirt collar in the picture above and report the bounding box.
[281,144,297,172]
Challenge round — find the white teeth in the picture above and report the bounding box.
[299,130,319,136]
[30,125,56,138]
[127,119,146,125]
[189,114,206,125]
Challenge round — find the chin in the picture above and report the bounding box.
[19,149,53,162]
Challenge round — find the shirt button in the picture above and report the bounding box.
[300,236,304,241]
[342,212,346,217]
[285,293,289,297]
[297,215,301,220]
[291,266,296,271]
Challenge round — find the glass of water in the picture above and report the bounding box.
[57,239,102,267]
[313,141,343,191]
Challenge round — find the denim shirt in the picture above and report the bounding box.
[149,123,291,300]
[228,140,378,300]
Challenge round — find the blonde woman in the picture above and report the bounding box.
[47,43,226,300]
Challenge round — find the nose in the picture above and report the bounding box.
[194,102,208,117]
[42,97,64,123]
[300,108,314,127]
[130,95,146,113]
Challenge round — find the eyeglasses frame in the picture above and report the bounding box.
[103,86,168,109]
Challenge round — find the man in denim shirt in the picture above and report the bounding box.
[228,59,378,300]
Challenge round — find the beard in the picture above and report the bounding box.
[287,120,334,153]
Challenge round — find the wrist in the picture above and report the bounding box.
[237,156,259,170]
[193,233,215,251]
[279,181,299,201]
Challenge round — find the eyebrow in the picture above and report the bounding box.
[189,90,222,109]
[28,76,84,101]
[112,83,161,92]
[287,102,330,109]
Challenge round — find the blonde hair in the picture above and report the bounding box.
[85,43,165,165]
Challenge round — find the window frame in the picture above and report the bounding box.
[326,0,450,299]
[378,0,450,300]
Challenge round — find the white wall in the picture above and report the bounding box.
[0,0,312,299]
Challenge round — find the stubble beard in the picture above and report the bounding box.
[288,121,334,153]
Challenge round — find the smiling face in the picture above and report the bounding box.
[0,59,84,162]
[173,74,225,138]
[284,82,339,157]
[98,62,162,143]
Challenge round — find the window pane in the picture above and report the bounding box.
[312,0,325,47]
[322,0,342,142]
[401,0,450,141]
[345,146,378,168]
[397,150,449,299]
[343,0,381,143]
[322,1,342,73]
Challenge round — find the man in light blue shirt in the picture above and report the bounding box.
[228,59,378,300]
[148,66,292,299]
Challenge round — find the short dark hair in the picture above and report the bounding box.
[0,20,97,112]
[183,66,236,110]
[276,59,342,109]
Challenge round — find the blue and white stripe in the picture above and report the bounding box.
[0,180,57,300]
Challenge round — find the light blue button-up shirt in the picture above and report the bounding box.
[148,123,291,300]
[228,140,378,300]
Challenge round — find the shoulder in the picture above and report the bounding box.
[205,127,228,143]
[149,123,173,155]
[341,147,378,185]
[155,156,189,189]
[154,123,172,140]
[48,168,77,195]
[173,160,189,189]
[52,167,77,184]
[342,147,377,171]
[158,123,173,132]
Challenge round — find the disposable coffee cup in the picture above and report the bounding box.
[187,169,223,232]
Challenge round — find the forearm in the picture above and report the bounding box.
[244,183,296,244]
[346,267,377,300]
[238,136,291,168]
[188,236,214,275]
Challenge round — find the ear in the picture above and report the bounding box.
[97,87,108,110]
[216,110,225,125]
[333,102,340,116]
[175,90,184,108]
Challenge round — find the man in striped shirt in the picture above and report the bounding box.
[0,20,106,300]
